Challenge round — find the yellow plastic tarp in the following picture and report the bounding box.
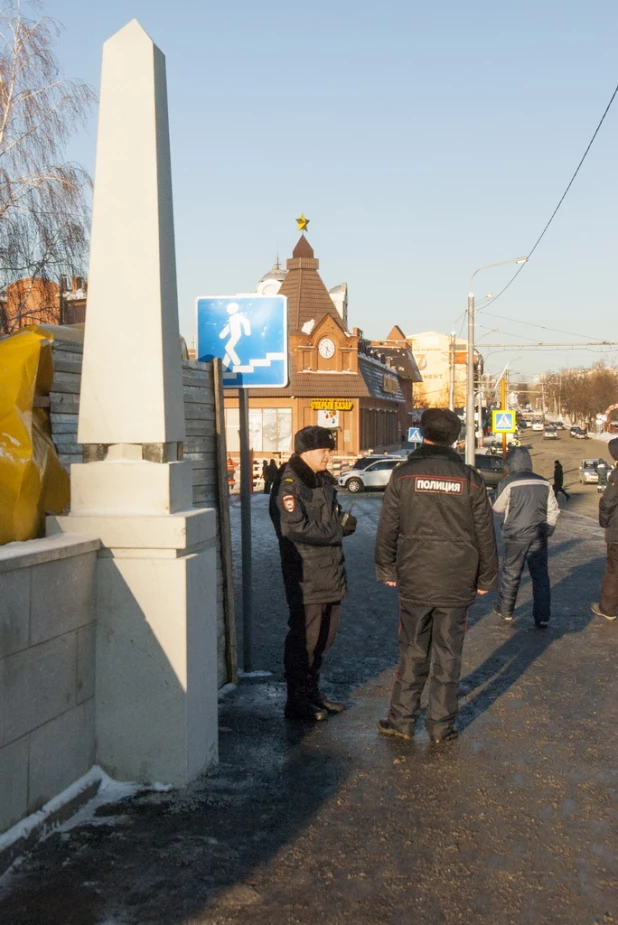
[0,327,70,544]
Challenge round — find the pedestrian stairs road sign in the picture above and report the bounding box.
[408,427,422,443]
[196,295,288,388]
[492,410,517,433]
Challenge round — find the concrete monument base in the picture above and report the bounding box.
[48,505,218,787]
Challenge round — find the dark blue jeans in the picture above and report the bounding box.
[499,534,550,623]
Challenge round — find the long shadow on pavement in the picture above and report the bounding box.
[459,554,606,731]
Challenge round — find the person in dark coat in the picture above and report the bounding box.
[553,460,570,500]
[262,458,278,494]
[591,437,618,621]
[375,408,498,744]
[270,426,357,721]
[493,447,559,626]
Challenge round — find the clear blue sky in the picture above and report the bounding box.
[48,0,618,379]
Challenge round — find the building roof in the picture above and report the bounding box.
[278,235,345,334]
[258,257,287,284]
[377,345,423,382]
[242,352,404,402]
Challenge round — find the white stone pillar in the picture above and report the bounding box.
[48,20,218,786]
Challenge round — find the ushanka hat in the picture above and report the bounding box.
[294,426,336,454]
[420,408,461,446]
[608,437,618,461]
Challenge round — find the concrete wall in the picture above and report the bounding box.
[0,534,100,834]
[48,341,231,686]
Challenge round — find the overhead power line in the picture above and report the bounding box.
[484,80,618,308]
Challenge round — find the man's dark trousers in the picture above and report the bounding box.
[388,600,467,739]
[600,544,618,617]
[285,602,340,700]
[498,534,550,623]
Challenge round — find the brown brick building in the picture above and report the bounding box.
[224,237,421,459]
[0,276,87,333]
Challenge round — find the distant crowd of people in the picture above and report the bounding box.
[267,410,618,743]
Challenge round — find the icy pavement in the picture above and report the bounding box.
[1,497,617,924]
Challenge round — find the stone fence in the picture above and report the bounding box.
[0,534,100,847]
[47,339,235,687]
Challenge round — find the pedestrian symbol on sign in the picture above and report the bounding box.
[219,302,251,369]
[491,410,517,433]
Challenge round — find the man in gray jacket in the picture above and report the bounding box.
[493,447,560,627]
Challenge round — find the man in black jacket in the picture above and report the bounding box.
[270,426,357,721]
[591,437,618,621]
[375,409,498,744]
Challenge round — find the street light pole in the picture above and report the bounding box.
[465,294,475,464]
[465,256,528,466]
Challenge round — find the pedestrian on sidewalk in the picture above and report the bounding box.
[492,447,560,627]
[375,408,498,745]
[270,426,357,721]
[591,438,618,622]
[553,460,570,500]
[263,458,278,494]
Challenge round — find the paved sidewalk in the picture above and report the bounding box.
[1,504,617,925]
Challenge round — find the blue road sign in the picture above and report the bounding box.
[196,295,288,388]
[408,427,422,443]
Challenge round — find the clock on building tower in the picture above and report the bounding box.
[318,337,335,359]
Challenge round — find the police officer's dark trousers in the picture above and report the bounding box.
[285,602,340,703]
[600,543,618,617]
[498,534,550,623]
[389,600,467,739]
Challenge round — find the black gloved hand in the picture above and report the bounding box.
[340,511,357,535]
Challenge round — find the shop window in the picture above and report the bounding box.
[245,408,292,453]
[225,408,240,452]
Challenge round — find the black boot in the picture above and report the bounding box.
[285,684,328,722]
[308,675,345,714]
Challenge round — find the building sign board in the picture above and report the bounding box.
[196,295,288,388]
[310,399,353,411]
[491,410,517,433]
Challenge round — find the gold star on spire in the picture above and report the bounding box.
[296,213,310,232]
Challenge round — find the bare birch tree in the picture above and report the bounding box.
[0,0,95,333]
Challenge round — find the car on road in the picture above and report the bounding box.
[554,421,565,430]
[578,458,610,484]
[472,453,506,489]
[543,426,558,440]
[337,457,402,493]
[570,426,589,439]
[532,421,544,431]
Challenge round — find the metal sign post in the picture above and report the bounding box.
[238,389,252,672]
[196,295,288,674]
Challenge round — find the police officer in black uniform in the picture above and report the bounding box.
[270,426,356,721]
[375,408,498,744]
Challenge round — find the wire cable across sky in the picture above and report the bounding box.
[484,79,618,309]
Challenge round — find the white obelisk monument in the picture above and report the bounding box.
[48,20,218,785]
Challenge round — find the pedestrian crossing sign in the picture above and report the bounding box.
[407,427,422,443]
[492,410,517,433]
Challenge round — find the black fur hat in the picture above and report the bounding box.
[608,438,618,461]
[420,408,461,446]
[294,426,336,454]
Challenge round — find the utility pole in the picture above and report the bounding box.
[465,295,475,464]
[501,376,507,459]
[449,331,456,411]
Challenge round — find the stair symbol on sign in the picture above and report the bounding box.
[222,352,285,379]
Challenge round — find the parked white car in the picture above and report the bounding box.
[338,457,401,493]
[532,421,544,431]
[578,458,610,484]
